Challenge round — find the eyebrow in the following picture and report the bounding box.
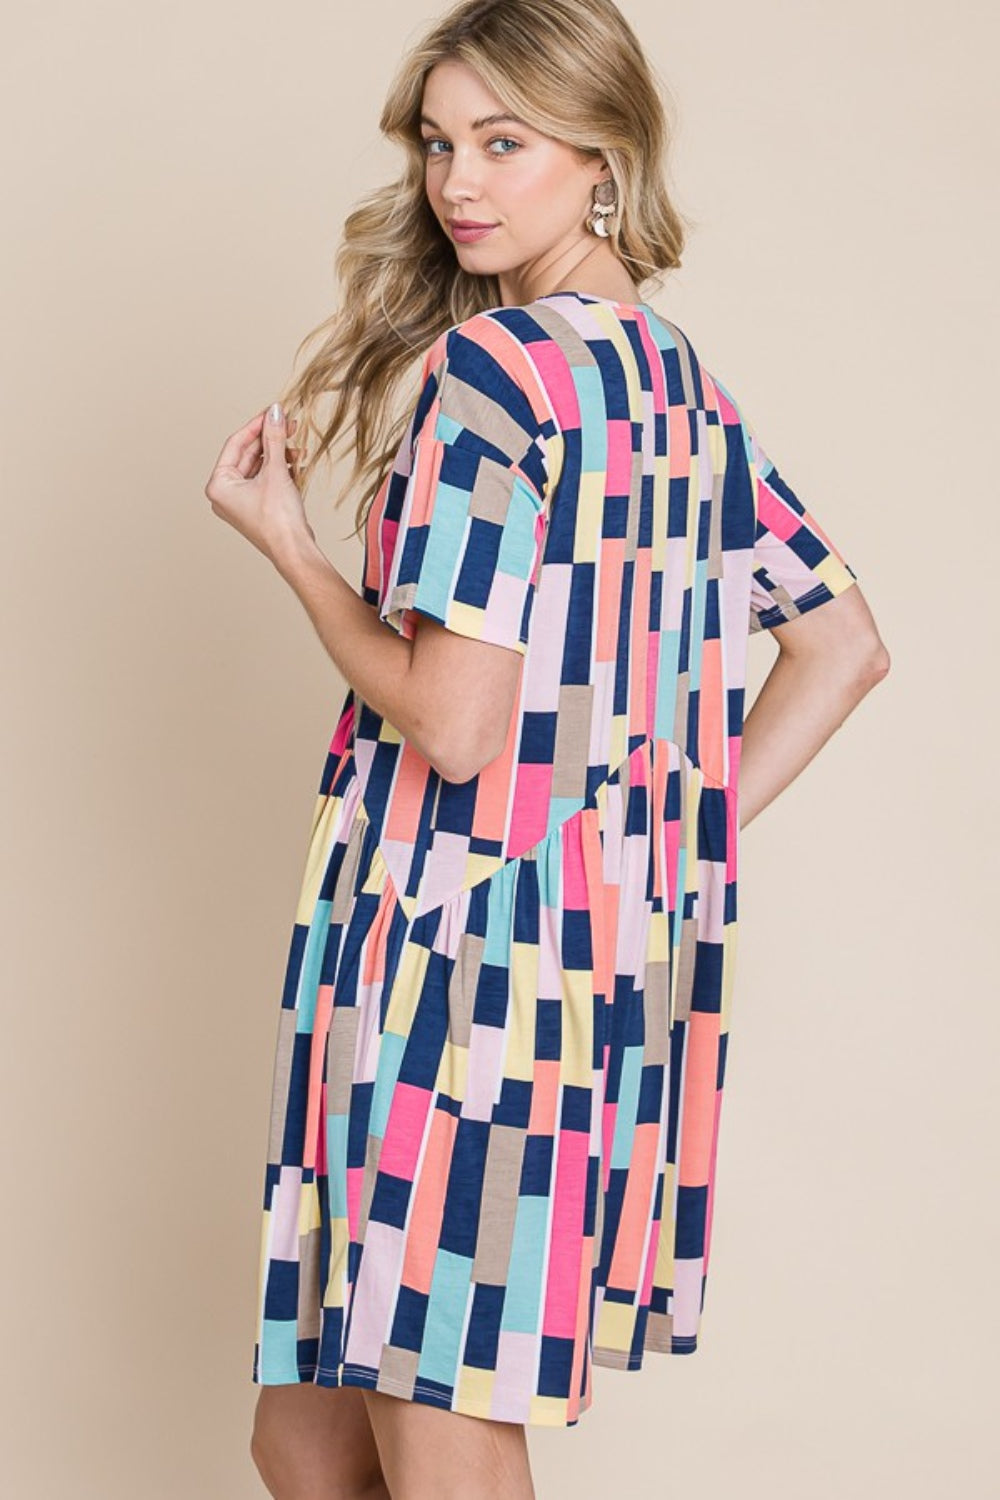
[419,111,530,132]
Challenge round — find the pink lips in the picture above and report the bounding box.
[449,220,499,243]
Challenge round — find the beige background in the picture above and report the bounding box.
[3,1,996,1494]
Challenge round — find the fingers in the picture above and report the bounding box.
[260,401,290,464]
[243,418,300,476]
[220,413,300,479]
[213,409,268,472]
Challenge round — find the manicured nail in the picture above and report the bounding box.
[268,402,283,424]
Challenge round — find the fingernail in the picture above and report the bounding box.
[268,401,283,424]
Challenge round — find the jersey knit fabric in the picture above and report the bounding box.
[250,290,859,1427]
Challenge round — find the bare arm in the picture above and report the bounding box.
[203,404,526,784]
[271,530,524,786]
[738,582,890,829]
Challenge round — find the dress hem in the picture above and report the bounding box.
[250,1336,699,1429]
[252,1362,591,1428]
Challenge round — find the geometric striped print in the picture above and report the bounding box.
[251,291,859,1426]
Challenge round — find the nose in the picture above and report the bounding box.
[437,149,485,207]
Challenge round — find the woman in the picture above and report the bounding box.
[204,0,889,1494]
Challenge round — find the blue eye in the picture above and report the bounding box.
[420,136,521,157]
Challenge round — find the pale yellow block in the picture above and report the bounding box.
[816,552,857,594]
[435,1036,469,1100]
[544,431,566,499]
[307,790,333,844]
[383,944,431,1032]
[684,459,699,587]
[398,892,417,922]
[296,796,344,921]
[607,712,627,775]
[502,991,535,1082]
[447,600,484,639]
[621,348,644,410]
[596,310,643,410]
[457,1365,495,1412]
[323,1218,350,1307]
[361,845,389,896]
[684,775,703,894]
[574,472,606,563]
[379,717,403,744]
[706,422,727,468]
[559,967,596,1088]
[504,940,541,1082]
[509,941,540,1006]
[530,1394,572,1426]
[298,1179,322,1236]
[466,850,504,888]
[594,1296,637,1353]
[650,468,668,570]
[649,907,670,953]
[654,1163,677,1282]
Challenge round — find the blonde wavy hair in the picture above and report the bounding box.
[278,0,694,539]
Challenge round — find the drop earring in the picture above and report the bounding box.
[586,178,618,237]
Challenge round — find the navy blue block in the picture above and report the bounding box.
[675,1183,708,1259]
[473,963,510,1029]
[520,1134,554,1195]
[368,1171,412,1230]
[699,785,729,857]
[296,1334,320,1371]
[493,1076,532,1128]
[318,1307,342,1369]
[463,1282,505,1368]
[513,869,540,947]
[636,1062,664,1125]
[346,1081,373,1169]
[438,1116,489,1257]
[519,710,558,763]
[630,1302,650,1361]
[624,782,649,835]
[561,907,593,971]
[280,1033,313,1166]
[389,1284,429,1351]
[665,1019,686,1163]
[263,1258,298,1321]
[455,515,503,607]
[279,923,308,1010]
[595,1167,628,1280]
[538,1334,575,1396]
[621,987,646,1046]
[397,953,449,1089]
[535,998,562,1060]
[717,1029,729,1090]
[436,774,481,834]
[560,1082,591,1133]
[690,939,724,1014]
[582,1152,601,1237]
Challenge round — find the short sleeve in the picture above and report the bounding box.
[747,424,859,635]
[378,322,551,655]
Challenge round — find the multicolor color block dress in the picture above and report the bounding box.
[251,290,859,1426]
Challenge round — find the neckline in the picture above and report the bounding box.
[534,289,654,312]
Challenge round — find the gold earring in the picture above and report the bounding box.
[586,178,618,237]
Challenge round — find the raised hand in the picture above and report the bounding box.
[203,402,315,563]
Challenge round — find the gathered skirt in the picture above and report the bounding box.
[252,721,737,1427]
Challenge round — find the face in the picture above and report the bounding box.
[419,58,610,304]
